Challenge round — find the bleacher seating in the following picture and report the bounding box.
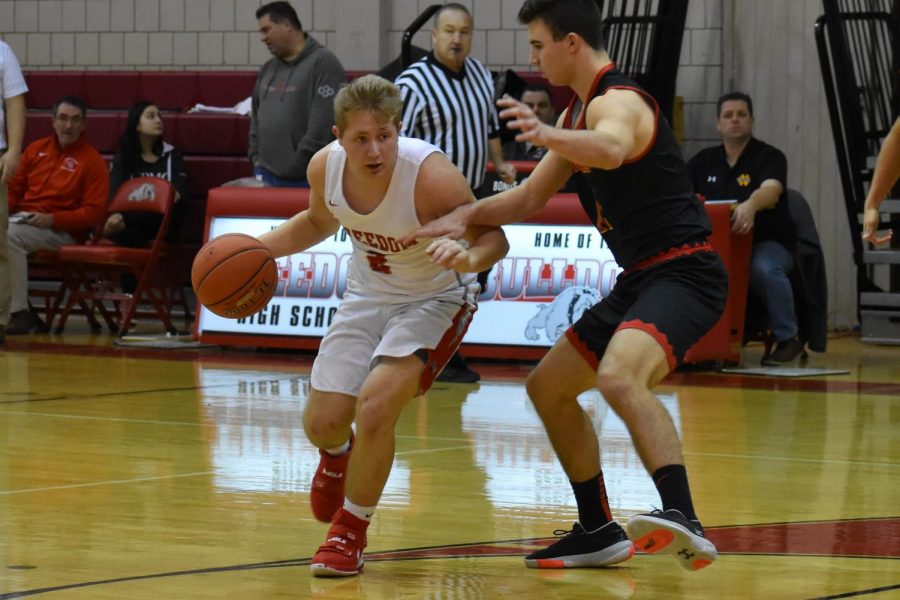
[23,70,259,112]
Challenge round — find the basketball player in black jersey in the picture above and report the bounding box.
[407,0,726,571]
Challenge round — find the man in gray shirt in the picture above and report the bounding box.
[249,1,346,187]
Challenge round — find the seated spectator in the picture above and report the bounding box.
[687,92,803,364]
[103,101,188,247]
[4,95,108,334]
[503,84,557,161]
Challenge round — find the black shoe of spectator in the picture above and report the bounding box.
[436,353,481,383]
[6,310,36,335]
[761,335,805,365]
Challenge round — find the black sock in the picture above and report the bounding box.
[570,471,612,531]
[652,464,697,521]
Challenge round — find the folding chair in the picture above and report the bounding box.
[53,177,179,336]
[27,249,102,333]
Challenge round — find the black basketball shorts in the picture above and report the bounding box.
[566,249,729,372]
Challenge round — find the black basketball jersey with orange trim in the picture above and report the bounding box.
[565,64,711,269]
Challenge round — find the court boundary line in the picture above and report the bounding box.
[1,532,897,599]
[7,339,900,397]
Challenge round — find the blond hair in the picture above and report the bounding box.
[333,75,403,132]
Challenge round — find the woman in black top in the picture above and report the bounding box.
[103,101,188,247]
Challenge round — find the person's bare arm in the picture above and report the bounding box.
[0,94,25,183]
[863,118,900,244]
[488,137,517,184]
[731,179,782,234]
[413,152,508,272]
[498,88,649,170]
[258,148,340,258]
[404,149,573,243]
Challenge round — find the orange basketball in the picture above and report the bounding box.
[191,233,278,319]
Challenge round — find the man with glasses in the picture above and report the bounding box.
[3,95,108,335]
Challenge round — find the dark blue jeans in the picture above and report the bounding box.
[749,239,798,342]
[254,166,309,188]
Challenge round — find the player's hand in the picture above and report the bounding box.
[495,161,517,184]
[0,150,21,184]
[403,204,471,244]
[862,206,894,245]
[731,201,755,235]
[103,213,125,237]
[426,237,471,271]
[498,95,551,146]
[27,212,54,229]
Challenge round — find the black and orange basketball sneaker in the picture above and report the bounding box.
[524,521,634,568]
[628,509,717,570]
[310,434,354,522]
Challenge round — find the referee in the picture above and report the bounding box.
[395,3,516,383]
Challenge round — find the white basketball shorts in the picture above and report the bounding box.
[311,283,480,397]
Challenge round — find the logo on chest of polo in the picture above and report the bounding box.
[737,173,751,187]
[346,227,415,253]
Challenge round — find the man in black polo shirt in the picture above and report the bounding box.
[688,92,802,364]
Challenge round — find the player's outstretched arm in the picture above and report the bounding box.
[499,90,644,171]
[258,149,340,259]
[863,118,900,245]
[426,225,509,273]
[404,150,571,244]
[411,152,509,272]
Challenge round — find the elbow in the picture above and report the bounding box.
[599,148,627,170]
[499,228,510,254]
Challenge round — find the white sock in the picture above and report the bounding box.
[343,498,375,522]
[325,438,350,457]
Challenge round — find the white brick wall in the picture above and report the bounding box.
[124,32,149,65]
[184,0,210,31]
[15,1,38,31]
[38,1,63,33]
[136,0,161,32]
[99,32,124,66]
[210,0,236,31]
[110,0,135,32]
[27,34,51,65]
[0,2,15,32]
[51,33,75,66]
[86,0,111,32]
[677,1,725,154]
[160,0,185,32]
[0,0,724,143]
[61,1,87,32]
[75,32,99,65]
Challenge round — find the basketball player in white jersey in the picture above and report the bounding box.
[258,74,508,577]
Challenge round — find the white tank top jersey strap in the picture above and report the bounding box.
[323,137,476,301]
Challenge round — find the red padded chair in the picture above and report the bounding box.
[53,177,179,336]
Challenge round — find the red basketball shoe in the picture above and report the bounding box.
[310,508,369,577]
[310,434,354,522]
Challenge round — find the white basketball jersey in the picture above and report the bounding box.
[323,137,476,301]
